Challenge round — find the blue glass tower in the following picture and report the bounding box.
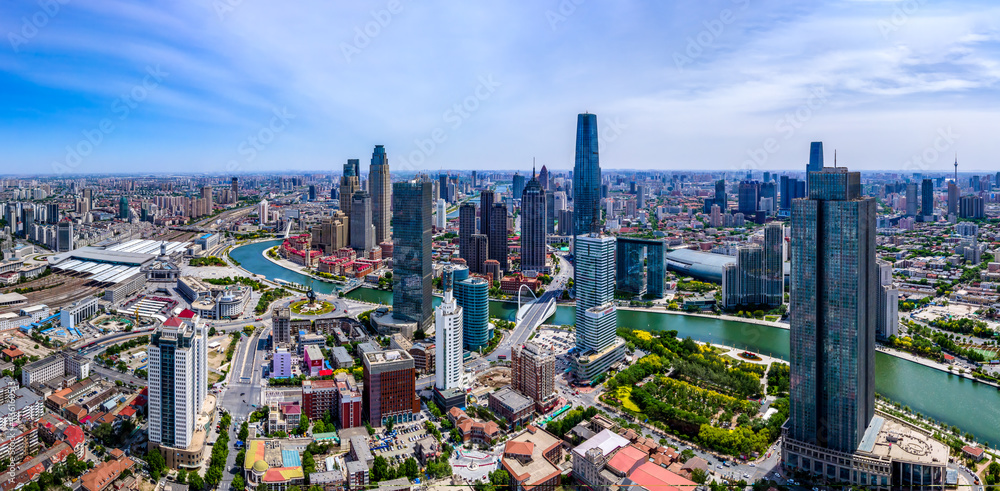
[573,113,601,235]
[456,277,489,350]
[392,180,433,331]
[808,141,824,174]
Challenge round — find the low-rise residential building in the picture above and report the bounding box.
[501,426,564,491]
[447,407,500,444]
[80,449,136,491]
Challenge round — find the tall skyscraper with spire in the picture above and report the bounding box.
[370,145,392,245]
[573,113,602,236]
[521,165,547,274]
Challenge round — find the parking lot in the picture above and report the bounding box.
[368,421,431,464]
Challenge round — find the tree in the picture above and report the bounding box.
[146,447,166,477]
[690,467,708,484]
[300,413,310,434]
[372,456,392,482]
[232,475,245,490]
[176,469,187,484]
[209,326,217,336]
[385,418,394,433]
[402,457,419,480]
[238,422,249,441]
[187,472,204,490]
[365,421,375,436]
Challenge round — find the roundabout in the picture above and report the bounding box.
[289,299,335,316]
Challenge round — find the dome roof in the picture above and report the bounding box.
[253,459,269,473]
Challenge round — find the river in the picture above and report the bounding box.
[230,239,1000,445]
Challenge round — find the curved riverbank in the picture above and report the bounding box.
[229,239,1000,445]
[618,306,789,330]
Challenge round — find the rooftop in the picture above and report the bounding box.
[572,428,630,459]
[859,416,949,465]
[502,426,562,488]
[625,461,697,491]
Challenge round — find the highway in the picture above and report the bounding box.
[216,324,271,491]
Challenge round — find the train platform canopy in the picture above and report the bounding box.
[47,240,190,286]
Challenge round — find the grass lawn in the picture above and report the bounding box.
[290,299,335,315]
[764,315,780,322]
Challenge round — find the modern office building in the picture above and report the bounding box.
[459,202,477,266]
[362,349,420,426]
[921,178,934,220]
[488,202,509,274]
[807,141,823,174]
[760,181,777,215]
[714,179,726,211]
[369,145,392,245]
[520,169,547,274]
[721,224,785,309]
[435,199,447,230]
[456,276,489,351]
[340,159,361,244]
[947,181,959,216]
[512,173,525,201]
[571,234,625,384]
[789,166,877,453]
[511,342,557,412]
[148,314,208,457]
[737,180,760,214]
[392,180,434,331]
[615,237,666,298]
[545,190,556,235]
[435,269,464,392]
[56,221,73,252]
[764,222,783,305]
[780,166,948,489]
[905,182,918,216]
[573,113,602,236]
[118,196,129,219]
[349,190,375,252]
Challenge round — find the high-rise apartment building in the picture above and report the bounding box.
[350,190,375,252]
[788,167,876,453]
[392,180,433,331]
[947,181,958,216]
[875,261,899,339]
[231,177,238,201]
[959,195,985,219]
[148,314,207,453]
[511,342,556,412]
[545,190,556,235]
[118,196,129,219]
[469,234,489,276]
[573,113,602,236]
[370,145,392,245]
[362,349,420,426]
[737,180,760,214]
[488,202,509,274]
[435,199,447,230]
[459,202,477,268]
[571,234,625,384]
[56,221,73,253]
[272,306,292,346]
[520,170,547,274]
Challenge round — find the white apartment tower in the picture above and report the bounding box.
[148,313,207,451]
[435,268,464,391]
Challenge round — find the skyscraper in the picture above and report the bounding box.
[714,179,726,211]
[538,165,549,190]
[456,276,489,351]
[340,159,361,244]
[512,173,526,202]
[370,145,392,245]
[362,349,419,426]
[788,166,876,453]
[807,141,824,174]
[764,222,783,307]
[231,177,238,201]
[118,196,129,219]
[459,203,477,266]
[469,234,489,276]
[876,261,899,339]
[435,267,464,392]
[435,199,447,230]
[921,178,934,219]
[392,180,433,331]
[737,180,760,214]
[480,188,495,235]
[573,113,602,236]
[545,190,556,235]
[571,233,625,384]
[905,182,918,216]
[350,190,375,252]
[488,202,509,274]
[148,313,207,452]
[56,221,73,252]
[520,169,547,274]
[947,181,959,216]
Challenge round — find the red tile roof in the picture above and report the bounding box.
[607,445,647,475]
[177,309,197,318]
[162,317,183,327]
[627,461,696,491]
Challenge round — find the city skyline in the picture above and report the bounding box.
[3,2,999,174]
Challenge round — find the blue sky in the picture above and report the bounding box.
[1,0,999,175]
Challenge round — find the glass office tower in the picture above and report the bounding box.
[573,113,602,236]
[392,180,433,331]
